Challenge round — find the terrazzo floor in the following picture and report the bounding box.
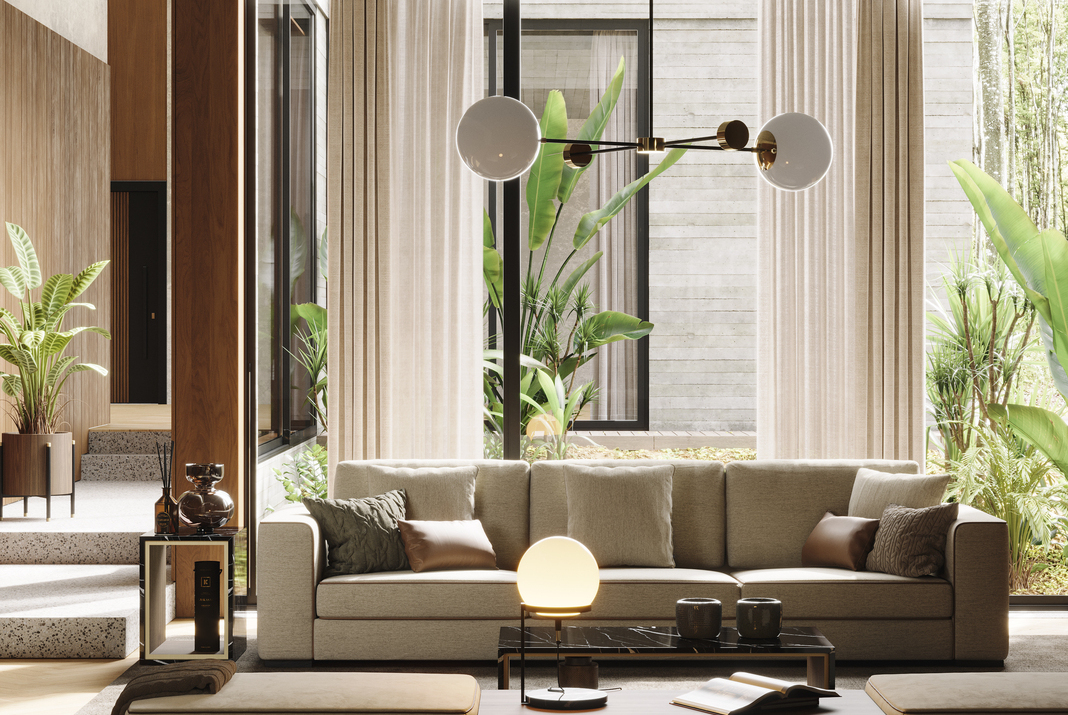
[0,481,159,532]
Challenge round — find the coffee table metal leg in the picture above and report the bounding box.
[806,654,834,689]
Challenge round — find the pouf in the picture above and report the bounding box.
[865,673,1068,715]
[128,672,480,715]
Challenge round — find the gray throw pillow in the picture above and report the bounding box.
[303,490,409,576]
[564,464,675,567]
[365,466,477,520]
[866,502,959,577]
[848,469,951,519]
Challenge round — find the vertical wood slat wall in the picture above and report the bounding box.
[111,192,130,403]
[0,1,111,485]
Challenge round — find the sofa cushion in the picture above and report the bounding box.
[334,460,530,570]
[867,503,959,577]
[584,568,740,620]
[302,491,409,576]
[398,519,497,573]
[865,673,1068,715]
[531,460,726,569]
[365,465,477,520]
[564,464,675,567]
[724,460,919,569]
[732,567,952,619]
[801,512,880,570]
[848,469,951,519]
[317,569,521,619]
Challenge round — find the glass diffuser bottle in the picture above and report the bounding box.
[154,488,178,534]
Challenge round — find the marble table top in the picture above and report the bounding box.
[498,625,835,655]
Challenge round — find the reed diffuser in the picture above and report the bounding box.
[154,440,178,534]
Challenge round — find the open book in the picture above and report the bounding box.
[671,672,839,715]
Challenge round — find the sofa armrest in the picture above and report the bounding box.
[944,504,1009,660]
[257,505,324,660]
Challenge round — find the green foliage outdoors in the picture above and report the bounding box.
[290,302,327,430]
[483,57,685,457]
[946,423,1068,591]
[0,222,110,434]
[273,443,329,506]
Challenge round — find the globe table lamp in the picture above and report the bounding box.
[516,536,606,710]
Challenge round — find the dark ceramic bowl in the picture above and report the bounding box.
[736,597,782,639]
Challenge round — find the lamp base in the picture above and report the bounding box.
[525,687,607,710]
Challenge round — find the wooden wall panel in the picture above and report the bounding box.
[171,0,245,528]
[0,1,111,482]
[111,192,129,402]
[109,0,167,181]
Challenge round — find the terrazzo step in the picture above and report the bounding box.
[0,481,158,564]
[86,430,172,456]
[81,453,164,482]
[0,563,175,658]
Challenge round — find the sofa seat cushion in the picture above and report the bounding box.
[317,569,520,619]
[732,568,951,619]
[577,568,741,620]
[865,672,1068,714]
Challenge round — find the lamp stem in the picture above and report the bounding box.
[648,0,654,138]
[555,618,563,688]
[520,606,527,704]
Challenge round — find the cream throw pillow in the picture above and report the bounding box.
[563,464,675,567]
[847,468,950,519]
[365,466,477,521]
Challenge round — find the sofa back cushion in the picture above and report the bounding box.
[334,460,530,570]
[724,460,919,569]
[529,459,726,569]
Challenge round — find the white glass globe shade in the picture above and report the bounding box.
[517,536,599,615]
[456,96,541,181]
[755,112,833,191]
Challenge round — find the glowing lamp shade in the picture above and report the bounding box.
[456,96,541,181]
[517,536,599,616]
[755,112,833,191]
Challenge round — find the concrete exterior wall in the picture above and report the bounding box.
[484,0,974,431]
[5,0,107,62]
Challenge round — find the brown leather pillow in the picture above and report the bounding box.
[398,519,498,573]
[801,512,880,571]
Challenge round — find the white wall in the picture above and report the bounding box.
[5,0,107,62]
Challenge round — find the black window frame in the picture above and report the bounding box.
[485,18,651,431]
[252,0,320,460]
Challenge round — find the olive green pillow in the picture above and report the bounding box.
[303,490,409,576]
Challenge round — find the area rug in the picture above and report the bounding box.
[75,634,1068,715]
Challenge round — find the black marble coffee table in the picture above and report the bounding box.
[497,625,835,690]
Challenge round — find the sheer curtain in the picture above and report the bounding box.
[587,32,638,421]
[328,0,483,477]
[756,0,859,458]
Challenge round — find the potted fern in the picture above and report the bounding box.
[0,222,109,511]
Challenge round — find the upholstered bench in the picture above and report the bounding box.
[127,673,481,715]
[865,673,1068,714]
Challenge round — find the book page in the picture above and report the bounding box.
[728,672,793,694]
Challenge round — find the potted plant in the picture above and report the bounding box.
[0,222,109,512]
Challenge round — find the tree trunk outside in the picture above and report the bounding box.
[976,0,1005,183]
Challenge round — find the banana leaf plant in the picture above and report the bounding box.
[950,160,1068,476]
[0,222,110,434]
[483,57,686,440]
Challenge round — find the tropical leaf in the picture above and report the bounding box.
[560,252,603,299]
[293,302,327,333]
[46,355,75,387]
[557,56,626,204]
[482,350,548,373]
[0,344,36,373]
[0,266,26,299]
[20,330,45,349]
[579,310,654,349]
[484,246,503,310]
[989,403,1068,480]
[526,90,568,251]
[949,160,1049,320]
[41,274,73,319]
[483,210,495,248]
[6,223,41,290]
[574,148,687,249]
[63,362,108,377]
[67,261,108,301]
[1,373,21,397]
[40,332,74,357]
[1038,316,1068,404]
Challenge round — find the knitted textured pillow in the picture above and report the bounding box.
[866,502,959,577]
[303,490,409,576]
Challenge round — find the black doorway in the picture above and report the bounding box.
[111,181,167,404]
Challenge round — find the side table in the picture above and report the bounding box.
[139,531,244,662]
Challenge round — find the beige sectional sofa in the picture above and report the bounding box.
[257,459,1009,663]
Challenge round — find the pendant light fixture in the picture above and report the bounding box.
[457,0,833,191]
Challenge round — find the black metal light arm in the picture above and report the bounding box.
[539,137,641,148]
